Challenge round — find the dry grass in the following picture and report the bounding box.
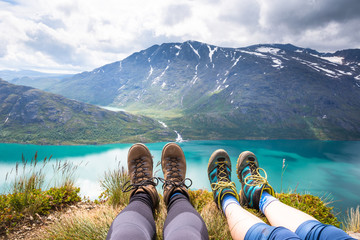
[344,205,360,233]
[40,204,121,240]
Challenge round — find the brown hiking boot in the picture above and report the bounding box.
[160,142,192,205]
[122,143,159,209]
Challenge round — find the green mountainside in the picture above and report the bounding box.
[39,41,360,140]
[0,79,175,144]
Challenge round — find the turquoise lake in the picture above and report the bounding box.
[1,140,359,219]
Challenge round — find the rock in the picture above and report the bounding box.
[348,232,360,239]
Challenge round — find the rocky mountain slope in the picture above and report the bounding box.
[23,41,360,140]
[0,79,175,144]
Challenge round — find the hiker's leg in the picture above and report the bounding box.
[236,151,354,239]
[161,143,209,240]
[264,199,316,232]
[107,193,156,240]
[163,192,209,240]
[107,143,159,240]
[208,149,299,240]
[295,219,356,240]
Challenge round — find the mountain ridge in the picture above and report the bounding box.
[6,41,360,140]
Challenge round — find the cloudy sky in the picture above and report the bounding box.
[0,0,359,73]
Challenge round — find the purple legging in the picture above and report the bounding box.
[106,192,209,240]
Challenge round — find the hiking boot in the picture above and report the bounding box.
[236,151,275,210]
[122,143,159,209]
[160,143,192,206]
[208,149,239,209]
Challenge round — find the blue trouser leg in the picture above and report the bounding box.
[295,220,355,240]
[245,222,301,240]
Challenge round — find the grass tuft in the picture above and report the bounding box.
[343,205,360,233]
[0,152,81,235]
[99,162,130,207]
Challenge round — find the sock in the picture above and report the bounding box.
[259,191,279,214]
[221,194,240,213]
[169,192,182,200]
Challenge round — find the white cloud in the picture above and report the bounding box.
[0,0,359,73]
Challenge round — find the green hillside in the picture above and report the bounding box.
[0,79,175,144]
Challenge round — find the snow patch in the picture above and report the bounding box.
[153,66,169,84]
[208,45,218,62]
[256,47,280,55]
[191,64,199,84]
[231,56,241,68]
[4,117,9,124]
[117,85,125,91]
[315,66,336,75]
[355,75,360,80]
[295,49,303,53]
[188,42,200,59]
[271,58,283,69]
[147,66,153,79]
[336,70,352,76]
[321,56,343,65]
[238,50,267,58]
[174,45,181,50]
[292,57,338,77]
[161,82,166,88]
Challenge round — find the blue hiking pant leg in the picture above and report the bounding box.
[295,220,356,240]
[245,222,301,240]
[106,193,156,240]
[163,193,209,240]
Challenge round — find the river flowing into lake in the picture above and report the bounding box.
[1,140,359,219]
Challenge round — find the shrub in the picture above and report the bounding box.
[277,193,340,227]
[0,186,81,234]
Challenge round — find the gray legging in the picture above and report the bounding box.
[106,192,209,240]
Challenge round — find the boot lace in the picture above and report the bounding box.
[244,163,269,187]
[159,157,192,190]
[211,160,237,193]
[122,157,158,193]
